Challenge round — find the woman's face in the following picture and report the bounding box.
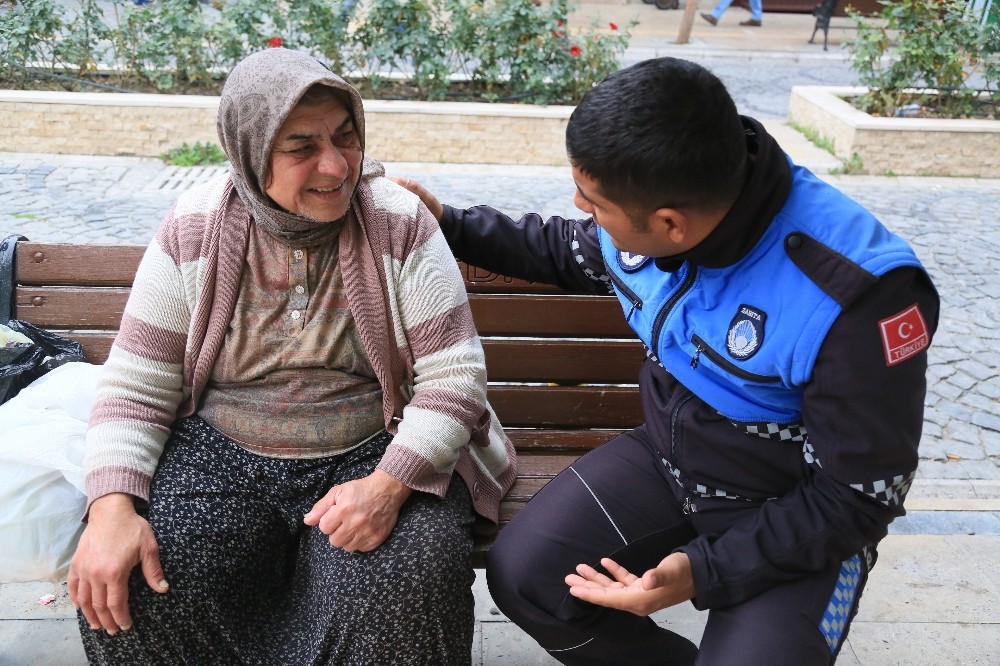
[265,96,362,223]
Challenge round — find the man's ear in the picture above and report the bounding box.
[651,206,724,251]
[649,207,689,244]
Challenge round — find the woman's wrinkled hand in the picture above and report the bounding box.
[304,469,413,552]
[67,493,169,635]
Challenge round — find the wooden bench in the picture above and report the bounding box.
[2,236,644,566]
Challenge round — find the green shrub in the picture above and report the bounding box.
[161,141,228,166]
[0,0,632,105]
[846,0,1000,117]
[0,0,67,85]
[353,0,454,100]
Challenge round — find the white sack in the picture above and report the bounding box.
[0,362,102,583]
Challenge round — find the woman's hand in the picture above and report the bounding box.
[304,469,413,552]
[565,553,695,617]
[67,493,169,634]
[389,176,444,222]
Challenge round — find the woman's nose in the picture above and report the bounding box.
[316,144,348,177]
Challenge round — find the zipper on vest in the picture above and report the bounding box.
[690,334,782,383]
[669,392,697,515]
[608,269,643,321]
[650,264,698,353]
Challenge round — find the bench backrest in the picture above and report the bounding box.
[8,240,645,562]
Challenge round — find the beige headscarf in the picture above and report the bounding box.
[217,48,368,248]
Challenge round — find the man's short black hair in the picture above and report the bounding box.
[566,58,748,217]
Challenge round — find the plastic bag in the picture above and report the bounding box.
[0,362,103,583]
[0,320,86,405]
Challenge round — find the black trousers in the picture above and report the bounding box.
[486,426,868,666]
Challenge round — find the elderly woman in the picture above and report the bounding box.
[67,48,515,665]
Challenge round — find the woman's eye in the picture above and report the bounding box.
[335,131,357,146]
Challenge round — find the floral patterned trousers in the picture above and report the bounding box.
[78,417,476,665]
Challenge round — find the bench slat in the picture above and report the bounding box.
[46,330,116,365]
[15,243,145,286]
[484,339,642,384]
[16,286,130,328]
[458,263,563,294]
[504,428,621,451]
[16,291,632,339]
[50,331,645,388]
[469,294,632,337]
[13,243,586,296]
[489,385,641,428]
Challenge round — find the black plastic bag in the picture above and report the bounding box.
[0,320,86,405]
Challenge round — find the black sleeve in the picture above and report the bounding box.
[439,204,611,294]
[682,267,940,609]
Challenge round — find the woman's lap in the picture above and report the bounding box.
[79,417,476,665]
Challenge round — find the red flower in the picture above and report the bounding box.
[268,36,283,48]
[557,19,564,26]
[593,35,600,41]
[569,45,581,57]
[609,22,618,31]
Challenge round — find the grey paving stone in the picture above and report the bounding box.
[890,511,1000,536]
[860,535,1000,623]
[933,439,985,461]
[846,623,1000,666]
[480,622,559,665]
[972,411,1000,434]
[0,619,86,666]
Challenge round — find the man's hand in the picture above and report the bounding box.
[565,553,695,617]
[390,176,444,222]
[304,469,413,552]
[67,493,168,634]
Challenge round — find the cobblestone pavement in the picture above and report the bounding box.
[1,153,998,480]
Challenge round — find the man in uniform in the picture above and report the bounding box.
[398,57,938,665]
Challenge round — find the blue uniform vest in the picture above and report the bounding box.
[600,165,924,423]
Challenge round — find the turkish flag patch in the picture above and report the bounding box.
[878,304,929,366]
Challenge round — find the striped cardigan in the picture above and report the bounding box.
[85,159,516,523]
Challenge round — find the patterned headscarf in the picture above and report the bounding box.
[217,48,367,248]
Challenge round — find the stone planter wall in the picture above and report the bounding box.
[5,88,997,176]
[788,86,1000,178]
[0,90,572,167]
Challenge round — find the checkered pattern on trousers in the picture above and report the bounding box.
[819,554,863,654]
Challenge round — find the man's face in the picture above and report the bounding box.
[572,166,677,258]
[266,96,362,223]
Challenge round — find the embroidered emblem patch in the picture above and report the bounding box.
[617,251,651,273]
[726,304,766,360]
[878,304,929,366]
